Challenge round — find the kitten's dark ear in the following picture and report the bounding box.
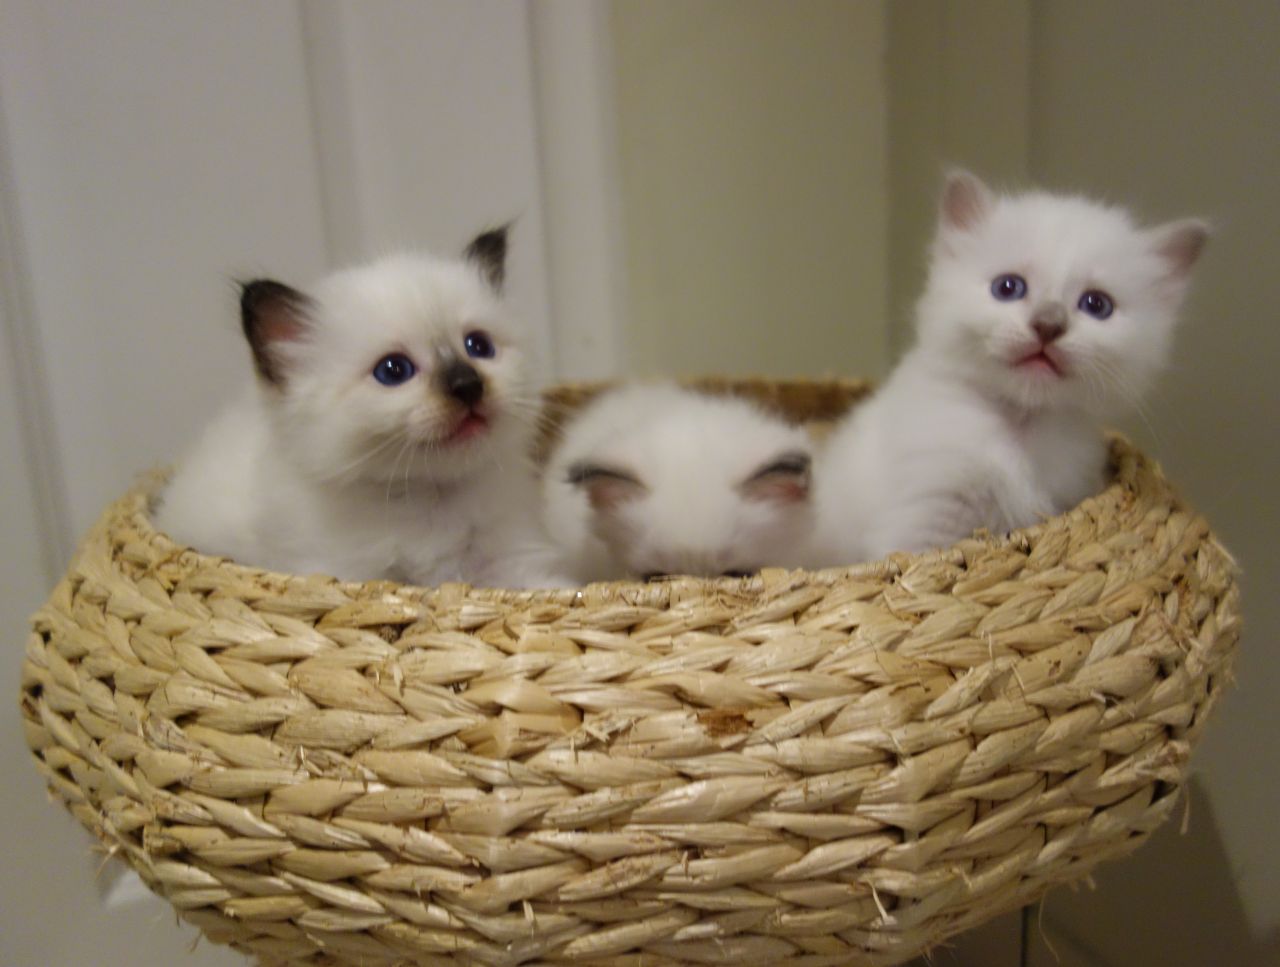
[569,462,646,549]
[239,279,312,387]
[1151,218,1210,279]
[464,224,510,292]
[567,462,647,512]
[738,450,811,505]
[940,168,994,233]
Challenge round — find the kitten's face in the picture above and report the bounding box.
[571,441,812,580]
[243,231,534,486]
[619,480,810,580]
[917,172,1207,416]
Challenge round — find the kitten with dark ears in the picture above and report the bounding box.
[813,170,1209,563]
[543,384,814,581]
[156,229,568,587]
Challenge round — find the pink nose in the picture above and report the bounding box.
[1030,302,1068,344]
[1032,319,1066,344]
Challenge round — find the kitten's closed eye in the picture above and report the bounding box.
[372,353,417,386]
[567,462,647,511]
[1077,290,1115,319]
[739,450,811,504]
[644,569,751,581]
[991,274,1028,301]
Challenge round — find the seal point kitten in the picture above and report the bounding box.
[157,228,568,587]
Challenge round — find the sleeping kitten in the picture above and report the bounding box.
[813,170,1208,563]
[543,383,813,581]
[156,228,567,587]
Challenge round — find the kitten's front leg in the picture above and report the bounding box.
[476,548,577,590]
[469,516,578,590]
[868,486,998,558]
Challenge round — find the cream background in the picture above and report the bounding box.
[612,0,890,380]
[1018,2,1280,961]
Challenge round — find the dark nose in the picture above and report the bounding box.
[441,361,484,406]
[1032,319,1065,344]
[1030,302,1068,345]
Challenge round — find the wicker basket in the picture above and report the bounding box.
[20,378,1240,966]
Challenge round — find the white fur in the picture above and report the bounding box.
[543,384,814,581]
[813,172,1207,563]
[156,249,567,587]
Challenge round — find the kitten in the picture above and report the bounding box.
[543,383,814,581]
[156,228,568,587]
[813,170,1208,563]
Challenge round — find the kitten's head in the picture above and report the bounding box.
[916,170,1209,416]
[563,393,814,579]
[241,228,532,486]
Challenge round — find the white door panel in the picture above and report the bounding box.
[0,1,568,963]
[302,0,557,371]
[0,0,331,542]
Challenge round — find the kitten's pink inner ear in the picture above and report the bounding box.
[257,301,306,346]
[241,280,313,387]
[1155,219,1210,278]
[941,170,993,232]
[740,452,811,505]
[464,225,510,291]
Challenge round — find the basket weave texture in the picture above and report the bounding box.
[21,379,1240,966]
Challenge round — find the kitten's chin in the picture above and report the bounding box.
[418,408,529,483]
[982,343,1076,412]
[440,410,491,447]
[980,361,1065,414]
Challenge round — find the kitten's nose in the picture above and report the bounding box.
[1031,303,1068,345]
[441,361,484,406]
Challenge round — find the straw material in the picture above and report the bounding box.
[20,378,1241,966]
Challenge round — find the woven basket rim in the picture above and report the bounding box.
[132,377,1166,605]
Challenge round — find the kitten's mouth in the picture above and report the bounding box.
[443,409,490,445]
[1014,348,1066,377]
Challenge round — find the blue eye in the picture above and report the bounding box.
[464,330,496,359]
[1078,289,1115,320]
[991,274,1028,301]
[372,353,417,386]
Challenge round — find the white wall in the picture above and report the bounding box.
[529,0,630,381]
[300,0,556,362]
[0,0,331,547]
[0,1,567,963]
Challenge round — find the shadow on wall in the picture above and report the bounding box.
[911,777,1279,966]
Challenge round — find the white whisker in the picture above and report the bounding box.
[1075,349,1161,445]
[326,432,409,485]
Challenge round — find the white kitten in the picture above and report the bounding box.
[543,383,813,581]
[814,170,1208,563]
[156,229,567,587]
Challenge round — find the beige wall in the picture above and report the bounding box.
[1025,0,1280,954]
[885,0,1030,355]
[611,0,889,380]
